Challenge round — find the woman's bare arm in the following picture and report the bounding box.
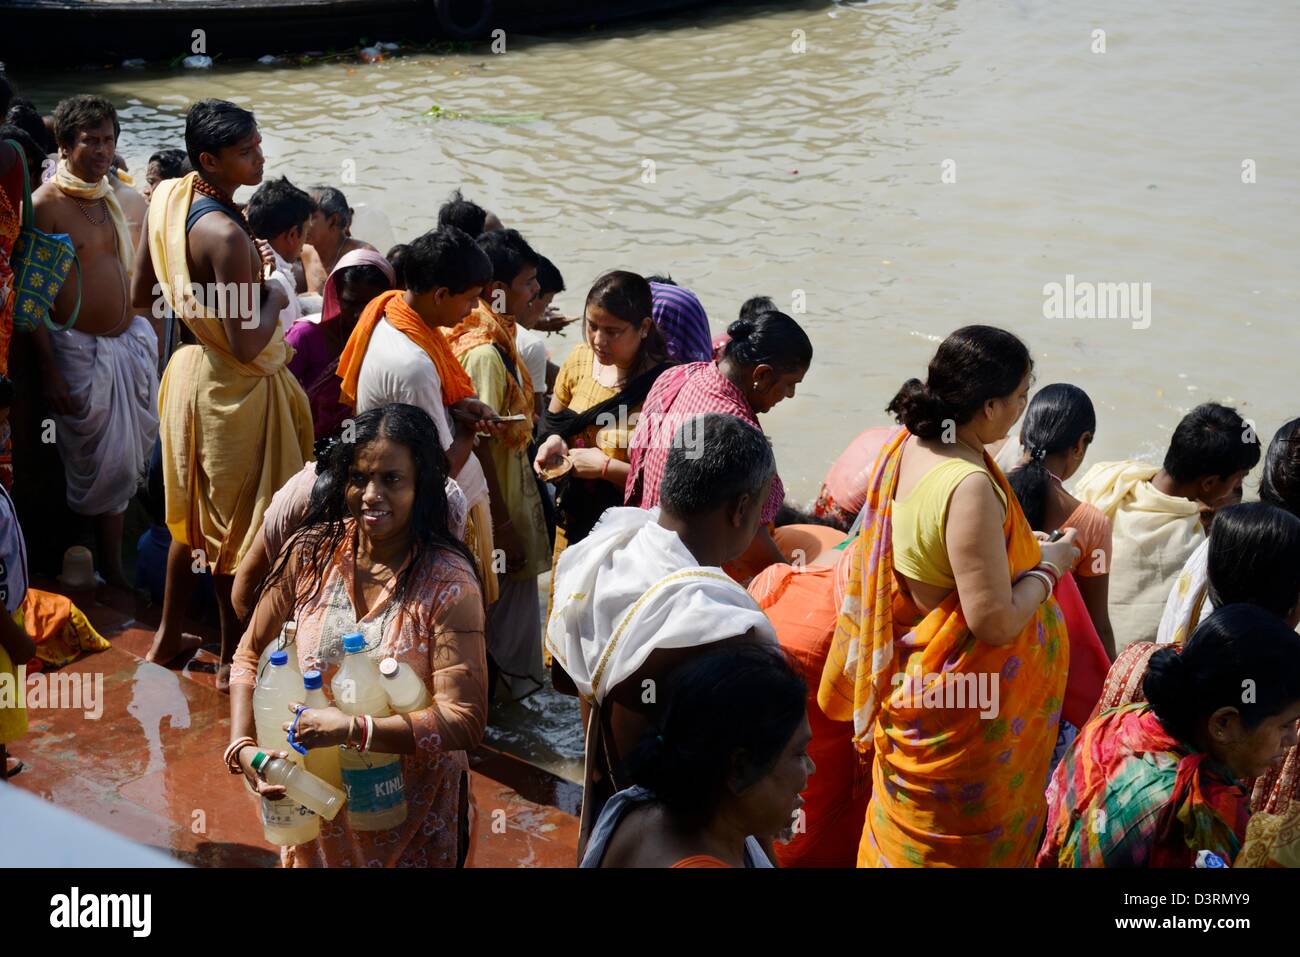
[1076,573,1116,660]
[946,476,1050,646]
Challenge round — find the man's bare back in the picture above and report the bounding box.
[32,182,131,338]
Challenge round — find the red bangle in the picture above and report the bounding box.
[601,455,612,479]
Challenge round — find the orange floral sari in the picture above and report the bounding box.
[819,427,1069,866]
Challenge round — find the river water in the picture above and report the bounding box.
[11,0,1298,779]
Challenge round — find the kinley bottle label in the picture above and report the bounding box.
[341,758,405,814]
[262,797,316,828]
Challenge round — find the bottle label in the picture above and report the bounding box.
[262,797,315,828]
[341,759,406,815]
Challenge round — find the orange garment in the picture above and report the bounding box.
[819,428,1069,867]
[1061,500,1112,577]
[337,290,476,410]
[444,300,533,450]
[671,855,730,868]
[750,555,868,868]
[20,588,111,669]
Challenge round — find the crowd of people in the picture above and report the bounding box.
[1,81,1298,870]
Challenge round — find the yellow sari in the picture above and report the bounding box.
[819,428,1068,866]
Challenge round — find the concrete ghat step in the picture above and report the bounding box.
[12,581,578,867]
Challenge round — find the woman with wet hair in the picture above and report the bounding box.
[1040,604,1300,867]
[228,403,487,867]
[821,325,1080,867]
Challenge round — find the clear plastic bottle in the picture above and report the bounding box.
[302,669,343,790]
[250,751,346,820]
[379,657,431,713]
[258,621,302,678]
[330,632,407,831]
[252,649,316,845]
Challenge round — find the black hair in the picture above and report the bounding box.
[246,176,317,240]
[310,185,351,231]
[0,124,46,185]
[1144,604,1300,743]
[1006,384,1097,530]
[1163,402,1261,483]
[334,263,390,303]
[887,325,1032,441]
[1260,418,1300,516]
[584,270,668,366]
[722,309,812,375]
[1204,502,1300,617]
[402,226,492,295]
[0,374,13,409]
[536,255,566,296]
[385,244,410,290]
[52,94,119,150]
[738,295,776,323]
[5,97,56,154]
[0,77,11,119]
[645,274,676,286]
[148,148,191,180]
[261,404,480,614]
[437,189,488,236]
[659,413,775,517]
[476,228,538,286]
[184,99,257,173]
[628,643,807,830]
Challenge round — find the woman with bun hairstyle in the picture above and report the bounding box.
[581,644,813,868]
[1039,604,1300,867]
[820,325,1081,867]
[1006,383,1115,657]
[625,306,812,582]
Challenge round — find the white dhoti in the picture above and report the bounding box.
[49,316,160,516]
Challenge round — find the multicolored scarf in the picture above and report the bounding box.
[337,289,476,411]
[1039,703,1250,867]
[819,427,1069,866]
[444,299,533,450]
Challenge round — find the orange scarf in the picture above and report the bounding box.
[819,427,1069,866]
[336,290,476,410]
[444,300,534,450]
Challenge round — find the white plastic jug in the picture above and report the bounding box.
[379,657,431,713]
[331,632,407,831]
[253,649,316,845]
[302,669,343,790]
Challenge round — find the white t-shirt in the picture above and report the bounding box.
[269,248,302,334]
[354,318,489,509]
[515,326,548,395]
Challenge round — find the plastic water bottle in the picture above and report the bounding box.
[302,669,343,790]
[331,632,407,831]
[254,650,305,758]
[257,621,301,678]
[253,649,316,845]
[379,657,431,713]
[250,751,346,820]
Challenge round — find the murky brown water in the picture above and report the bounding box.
[12,0,1299,778]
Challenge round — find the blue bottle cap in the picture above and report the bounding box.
[303,669,323,690]
[269,650,288,666]
[342,632,365,653]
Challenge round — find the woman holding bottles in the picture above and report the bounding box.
[226,403,488,867]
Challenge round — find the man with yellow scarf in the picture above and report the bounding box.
[131,99,312,691]
[30,95,159,589]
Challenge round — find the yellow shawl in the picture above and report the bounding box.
[149,172,313,573]
[445,299,534,450]
[53,159,132,280]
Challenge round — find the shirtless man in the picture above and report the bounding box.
[300,185,374,294]
[31,95,159,588]
[109,160,148,251]
[132,98,311,689]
